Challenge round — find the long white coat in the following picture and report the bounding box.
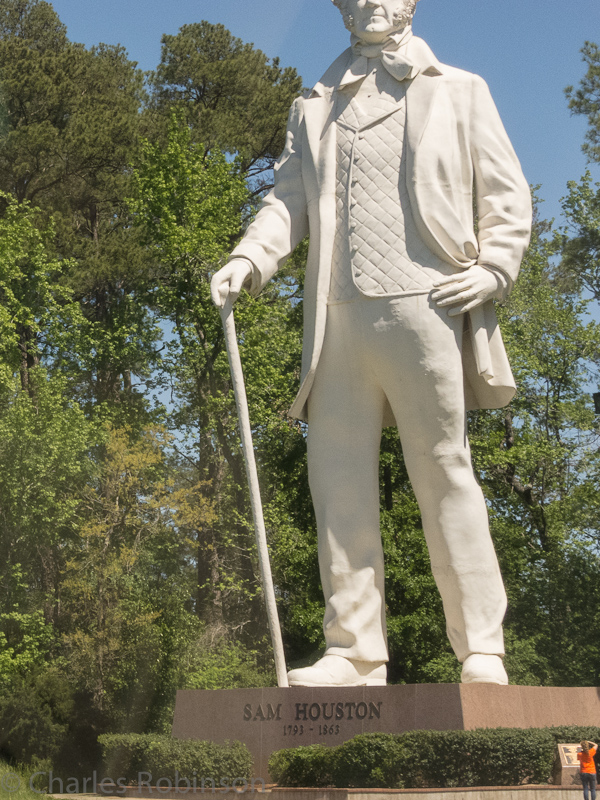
[230,35,533,421]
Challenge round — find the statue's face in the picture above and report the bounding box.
[341,0,416,42]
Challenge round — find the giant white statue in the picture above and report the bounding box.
[211,0,532,687]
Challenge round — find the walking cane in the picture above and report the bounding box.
[220,298,289,688]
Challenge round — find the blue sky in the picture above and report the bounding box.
[48,0,600,225]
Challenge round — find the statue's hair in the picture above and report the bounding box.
[331,0,419,32]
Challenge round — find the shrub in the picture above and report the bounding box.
[98,734,252,785]
[396,729,554,788]
[185,641,275,690]
[269,727,600,789]
[331,734,406,788]
[0,669,73,765]
[269,745,335,788]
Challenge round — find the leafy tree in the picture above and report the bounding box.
[0,194,94,629]
[0,0,156,409]
[59,424,203,732]
[0,0,67,49]
[148,21,303,184]
[560,171,600,302]
[0,667,74,766]
[0,376,93,622]
[0,610,53,678]
[563,43,600,307]
[130,112,308,655]
[0,192,83,390]
[566,41,600,164]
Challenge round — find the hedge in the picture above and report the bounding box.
[269,726,600,789]
[98,734,253,785]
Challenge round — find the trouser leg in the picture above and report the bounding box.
[368,295,506,661]
[581,773,595,800]
[307,302,388,663]
[306,295,506,664]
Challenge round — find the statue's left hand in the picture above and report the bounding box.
[431,265,502,316]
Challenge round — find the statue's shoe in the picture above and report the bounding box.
[461,654,508,685]
[287,655,387,687]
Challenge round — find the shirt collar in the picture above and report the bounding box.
[349,25,413,57]
[309,30,442,99]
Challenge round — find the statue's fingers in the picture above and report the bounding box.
[229,271,247,296]
[435,288,474,307]
[447,297,482,316]
[433,272,467,288]
[211,277,225,307]
[432,286,462,302]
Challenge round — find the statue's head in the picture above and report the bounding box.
[332,0,419,41]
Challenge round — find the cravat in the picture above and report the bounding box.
[340,27,417,88]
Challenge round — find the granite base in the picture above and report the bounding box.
[171,685,600,780]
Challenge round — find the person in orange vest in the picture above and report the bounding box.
[578,740,598,800]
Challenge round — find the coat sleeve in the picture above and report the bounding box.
[229,96,309,295]
[470,74,532,289]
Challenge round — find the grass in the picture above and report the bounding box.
[0,760,52,800]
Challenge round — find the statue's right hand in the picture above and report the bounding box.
[210,259,253,309]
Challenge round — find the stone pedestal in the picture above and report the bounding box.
[553,744,584,788]
[171,684,600,780]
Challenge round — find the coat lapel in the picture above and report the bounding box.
[405,70,441,155]
[303,92,337,196]
[302,47,354,196]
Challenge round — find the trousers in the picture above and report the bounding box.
[306,294,507,664]
[582,773,597,800]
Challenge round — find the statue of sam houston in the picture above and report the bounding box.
[211,0,532,687]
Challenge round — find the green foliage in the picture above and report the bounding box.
[0,759,52,800]
[131,112,248,267]
[0,0,67,48]
[0,611,53,677]
[184,641,275,690]
[560,171,600,301]
[566,41,600,164]
[330,733,407,789]
[0,669,74,765]
[270,728,600,789]
[130,107,305,661]
[0,0,303,779]
[0,374,95,633]
[148,21,303,174]
[0,0,156,409]
[270,745,334,789]
[0,193,84,388]
[98,734,252,783]
[0,0,143,213]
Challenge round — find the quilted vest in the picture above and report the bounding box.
[329,73,456,303]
